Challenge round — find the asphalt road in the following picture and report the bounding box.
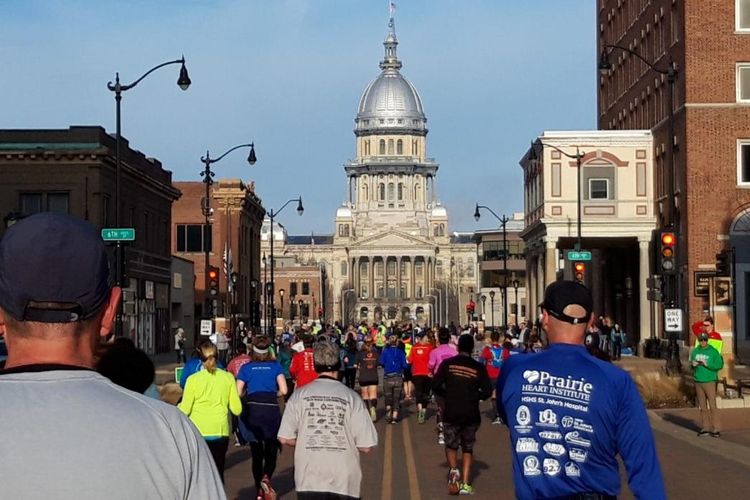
[223,398,750,499]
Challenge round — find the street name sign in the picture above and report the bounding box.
[664,308,683,332]
[101,228,136,241]
[567,250,592,261]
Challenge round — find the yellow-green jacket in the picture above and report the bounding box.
[178,368,242,438]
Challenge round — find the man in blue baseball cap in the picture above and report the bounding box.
[0,213,225,499]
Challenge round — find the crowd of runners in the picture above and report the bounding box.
[183,318,545,497]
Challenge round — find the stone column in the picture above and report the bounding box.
[638,238,652,347]
[353,257,359,298]
[397,256,403,299]
[527,253,536,322]
[545,239,557,288]
[369,257,375,300]
[411,256,416,299]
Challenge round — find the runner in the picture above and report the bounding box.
[380,333,408,424]
[428,327,458,444]
[481,330,509,424]
[433,334,492,495]
[400,331,414,401]
[357,335,381,421]
[409,331,433,424]
[289,334,317,389]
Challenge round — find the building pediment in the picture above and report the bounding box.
[351,230,433,250]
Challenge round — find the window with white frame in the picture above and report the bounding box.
[738,0,750,31]
[737,141,750,185]
[738,64,750,102]
[589,179,609,200]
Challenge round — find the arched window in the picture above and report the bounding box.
[434,225,439,237]
[379,139,386,155]
[388,139,394,155]
[363,183,368,201]
[398,183,403,200]
[379,183,385,200]
[397,139,403,155]
[340,260,348,276]
[439,223,445,236]
[388,183,395,201]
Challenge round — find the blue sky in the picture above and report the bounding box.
[0,0,596,234]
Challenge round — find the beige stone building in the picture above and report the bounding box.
[261,16,476,327]
[520,130,657,344]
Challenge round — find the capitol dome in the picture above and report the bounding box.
[355,19,427,135]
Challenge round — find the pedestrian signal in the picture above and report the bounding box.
[573,262,585,283]
[716,250,730,277]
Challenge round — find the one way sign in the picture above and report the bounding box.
[664,308,683,332]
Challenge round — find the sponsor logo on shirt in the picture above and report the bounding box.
[543,458,561,476]
[564,431,591,448]
[515,405,533,434]
[568,448,588,463]
[565,462,581,477]
[538,431,562,440]
[516,438,539,453]
[521,370,593,404]
[523,456,541,476]
[538,409,558,427]
[542,442,566,457]
[561,415,594,433]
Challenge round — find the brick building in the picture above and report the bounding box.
[0,126,180,353]
[597,0,750,359]
[172,179,265,336]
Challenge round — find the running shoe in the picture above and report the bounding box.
[711,431,721,438]
[492,417,503,425]
[438,432,445,445]
[447,468,460,495]
[260,475,276,500]
[458,483,475,495]
[370,406,377,422]
[697,429,709,437]
[418,408,426,424]
[390,417,398,425]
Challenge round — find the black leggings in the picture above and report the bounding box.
[250,439,279,488]
[205,437,229,482]
[412,375,431,407]
[344,368,357,389]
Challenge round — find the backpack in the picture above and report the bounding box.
[489,345,505,369]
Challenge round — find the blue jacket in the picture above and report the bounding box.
[379,346,408,375]
[179,356,226,389]
[497,343,665,500]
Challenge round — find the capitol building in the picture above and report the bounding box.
[262,16,477,326]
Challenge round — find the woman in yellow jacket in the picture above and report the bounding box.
[179,341,242,481]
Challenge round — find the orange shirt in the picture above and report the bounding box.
[409,344,433,377]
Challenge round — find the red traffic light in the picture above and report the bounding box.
[208,269,218,280]
[661,232,675,246]
[573,261,585,282]
[574,262,585,273]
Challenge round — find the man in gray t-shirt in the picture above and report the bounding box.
[279,341,378,499]
[0,213,225,499]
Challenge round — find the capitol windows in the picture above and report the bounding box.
[415,261,424,278]
[397,139,403,154]
[387,260,396,277]
[379,139,386,155]
[379,183,386,200]
[589,179,609,200]
[388,139,394,154]
[340,260,347,276]
[375,260,384,278]
[398,183,404,201]
[338,224,350,237]
[388,183,395,202]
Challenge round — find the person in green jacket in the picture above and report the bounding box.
[690,332,724,438]
[179,341,243,481]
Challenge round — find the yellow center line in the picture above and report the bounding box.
[381,423,393,500]
[402,418,422,500]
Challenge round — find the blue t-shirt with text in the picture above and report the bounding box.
[236,361,283,394]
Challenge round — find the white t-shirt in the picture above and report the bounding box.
[0,369,225,499]
[278,377,378,497]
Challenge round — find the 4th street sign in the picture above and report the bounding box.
[101,228,136,242]
[567,250,592,261]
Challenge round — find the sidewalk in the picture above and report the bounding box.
[152,352,182,385]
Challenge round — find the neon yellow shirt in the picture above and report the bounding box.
[178,368,242,438]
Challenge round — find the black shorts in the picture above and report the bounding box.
[490,377,498,393]
[359,380,378,387]
[442,423,479,452]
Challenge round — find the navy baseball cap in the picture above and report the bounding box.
[0,213,111,323]
[539,280,593,325]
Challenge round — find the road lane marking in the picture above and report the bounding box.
[402,419,422,500]
[381,423,393,500]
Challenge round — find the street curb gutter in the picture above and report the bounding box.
[647,410,750,467]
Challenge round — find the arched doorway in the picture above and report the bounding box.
[730,210,750,357]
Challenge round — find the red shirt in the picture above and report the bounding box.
[290,348,318,387]
[227,354,251,378]
[481,343,509,379]
[409,344,433,376]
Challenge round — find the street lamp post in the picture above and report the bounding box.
[267,197,304,335]
[230,271,238,353]
[474,204,510,327]
[489,290,496,329]
[480,294,487,324]
[298,299,304,324]
[250,279,259,329]
[262,253,267,331]
[599,44,681,373]
[200,143,257,319]
[107,57,191,336]
[512,279,520,324]
[279,288,285,325]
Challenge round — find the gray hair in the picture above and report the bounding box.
[313,340,340,370]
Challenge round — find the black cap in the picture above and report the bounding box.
[539,280,593,325]
[0,213,111,323]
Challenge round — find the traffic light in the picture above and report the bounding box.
[573,262,586,283]
[208,266,220,317]
[716,250,730,277]
[658,230,677,275]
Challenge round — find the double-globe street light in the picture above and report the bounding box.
[267,198,304,335]
[474,204,510,328]
[200,143,257,320]
[599,43,680,372]
[107,57,191,337]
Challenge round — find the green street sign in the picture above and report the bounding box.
[567,250,592,261]
[101,228,136,242]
